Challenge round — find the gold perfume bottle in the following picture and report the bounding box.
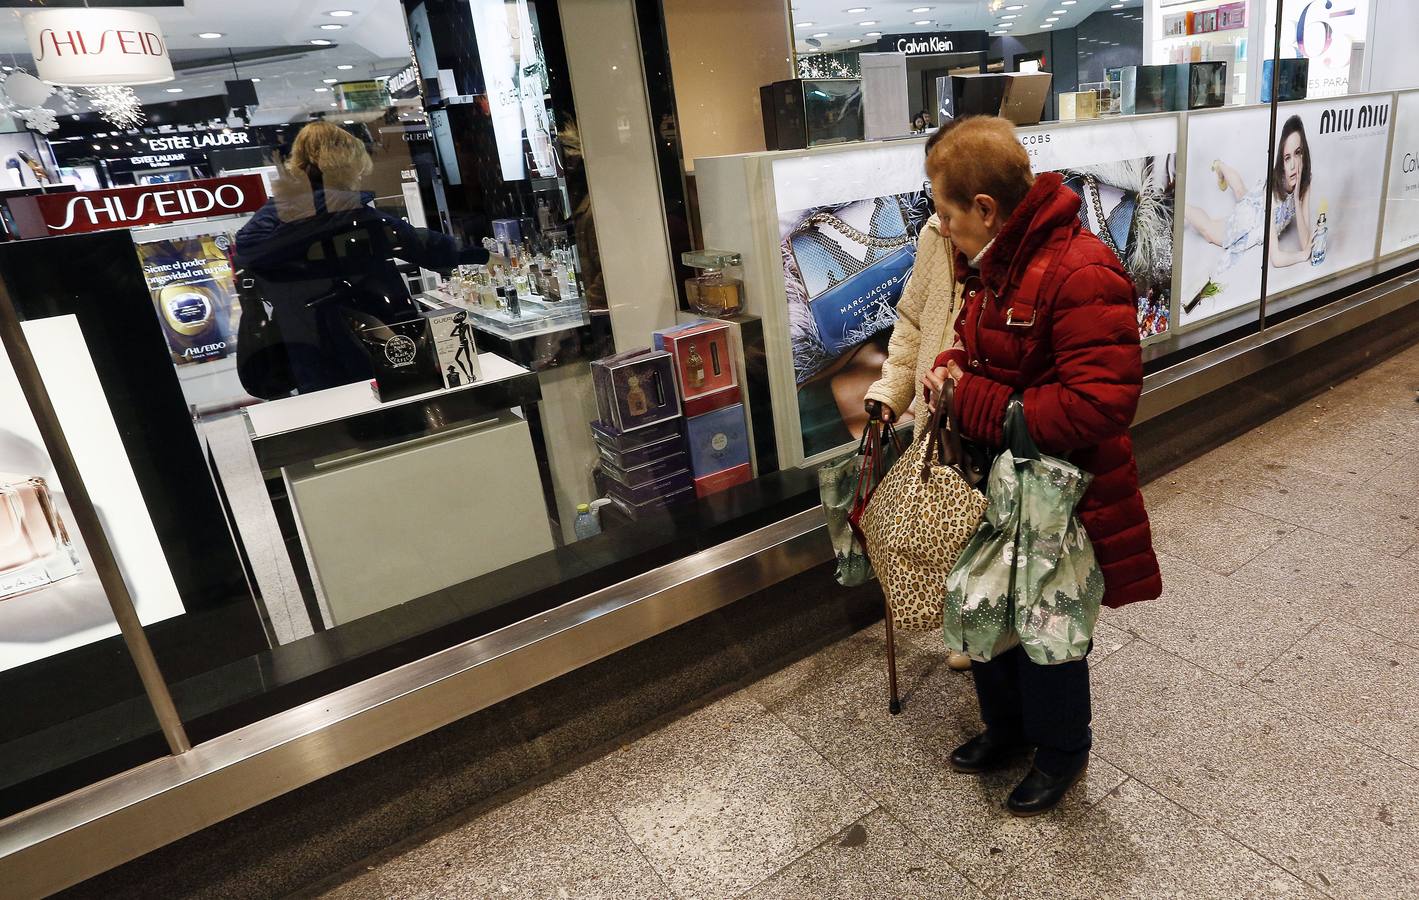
[625,375,649,416]
[686,343,706,388]
[0,473,81,601]
[682,249,745,318]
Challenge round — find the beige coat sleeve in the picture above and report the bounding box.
[864,229,934,416]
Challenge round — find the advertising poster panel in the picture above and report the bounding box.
[1019,115,1179,340]
[1264,0,1370,99]
[1381,90,1419,257]
[0,316,185,673]
[1181,94,1391,326]
[773,143,929,461]
[136,233,240,367]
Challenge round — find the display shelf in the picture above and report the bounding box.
[422,289,591,340]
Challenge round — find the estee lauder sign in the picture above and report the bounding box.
[23,9,175,86]
[18,176,267,237]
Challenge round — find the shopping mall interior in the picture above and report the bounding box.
[0,0,1417,896]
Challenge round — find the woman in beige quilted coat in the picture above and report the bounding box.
[863,208,970,671]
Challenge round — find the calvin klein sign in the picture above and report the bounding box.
[874,30,987,57]
[26,175,267,235]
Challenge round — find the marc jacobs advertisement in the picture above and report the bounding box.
[0,316,185,673]
[136,234,240,367]
[774,143,930,461]
[1181,96,1391,326]
[1019,116,1180,340]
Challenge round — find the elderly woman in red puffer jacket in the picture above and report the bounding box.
[921,116,1162,817]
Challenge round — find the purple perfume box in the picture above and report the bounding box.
[595,467,695,507]
[598,451,691,489]
[591,348,682,432]
[594,431,686,469]
[590,417,680,452]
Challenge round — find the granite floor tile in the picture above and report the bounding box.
[373,773,667,900]
[582,692,877,900]
[1231,528,1419,648]
[1091,641,1419,898]
[1141,482,1297,576]
[300,869,386,900]
[997,779,1322,900]
[742,809,984,900]
[1249,618,1419,766]
[746,621,898,712]
[761,645,1128,892]
[1106,555,1324,684]
[1090,619,1134,665]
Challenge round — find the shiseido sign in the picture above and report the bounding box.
[33,175,267,235]
[24,9,175,86]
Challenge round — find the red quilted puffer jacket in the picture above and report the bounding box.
[936,172,1162,608]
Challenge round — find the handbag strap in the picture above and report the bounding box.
[1004,396,1041,460]
[919,380,968,482]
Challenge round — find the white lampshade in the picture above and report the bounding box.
[24,9,174,86]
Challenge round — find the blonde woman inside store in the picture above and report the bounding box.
[862,126,970,672]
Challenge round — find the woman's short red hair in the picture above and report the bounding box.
[925,116,1033,215]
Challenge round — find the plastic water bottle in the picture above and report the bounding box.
[574,503,601,539]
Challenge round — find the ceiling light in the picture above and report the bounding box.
[1001,14,1018,19]
[812,32,829,37]
[911,6,932,11]
[1005,4,1024,8]
[1111,2,1123,6]
[310,39,334,45]
[913,20,930,25]
[1062,0,1077,4]
[849,38,862,43]
[1046,17,1059,22]
[795,21,815,27]
[343,120,354,125]
[865,31,881,36]
[314,87,330,92]
[858,20,877,25]
[1040,23,1053,28]
[320,23,344,30]
[196,32,224,39]
[999,22,1014,27]
[992,30,1008,35]
[165,88,183,93]
[324,78,340,84]
[337,64,354,70]
[845,6,868,12]
[1053,8,1067,13]
[251,77,261,82]
[330,102,338,107]
[327,9,355,15]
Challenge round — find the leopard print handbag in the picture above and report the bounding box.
[859,382,989,631]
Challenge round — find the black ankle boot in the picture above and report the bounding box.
[949,731,1024,774]
[1006,759,1088,817]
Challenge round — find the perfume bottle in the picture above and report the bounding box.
[0,474,81,601]
[682,249,744,318]
[625,375,649,416]
[686,343,706,388]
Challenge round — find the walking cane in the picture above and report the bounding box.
[883,595,901,715]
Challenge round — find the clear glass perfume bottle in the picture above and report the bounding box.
[682,249,744,318]
[0,473,81,601]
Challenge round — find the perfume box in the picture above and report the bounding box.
[357,317,443,402]
[594,431,686,469]
[606,483,697,521]
[682,385,741,419]
[423,307,481,389]
[1217,1,1246,31]
[694,463,752,498]
[652,320,737,399]
[491,217,527,254]
[1261,58,1309,102]
[1058,91,1099,122]
[1182,61,1227,109]
[595,467,695,507]
[684,403,750,476]
[591,349,682,432]
[598,451,691,489]
[590,417,680,452]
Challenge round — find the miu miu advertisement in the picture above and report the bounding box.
[0,316,183,673]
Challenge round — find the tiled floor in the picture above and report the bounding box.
[303,345,1419,900]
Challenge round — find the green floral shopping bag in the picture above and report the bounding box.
[818,420,902,586]
[943,399,1104,664]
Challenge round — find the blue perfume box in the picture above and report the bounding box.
[684,403,750,476]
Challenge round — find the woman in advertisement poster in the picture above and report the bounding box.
[923,116,1161,815]
[1186,115,1315,281]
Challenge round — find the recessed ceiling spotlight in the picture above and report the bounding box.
[795,21,815,27]
[992,30,1008,35]
[320,24,344,30]
[865,31,881,36]
[314,87,330,92]
[858,20,877,25]
[251,77,261,82]
[323,78,339,83]
[913,20,930,25]
[343,120,354,125]
[911,6,932,11]
[1040,23,1053,28]
[330,102,338,107]
[1111,2,1123,6]
[310,39,333,45]
[1045,17,1059,22]
[196,32,224,39]
[1052,9,1066,13]
[812,32,829,37]
[1000,14,1018,19]
[337,64,354,70]
[1062,0,1077,4]
[165,88,183,93]
[1005,4,1024,9]
[849,38,862,43]
[845,7,868,12]
[327,9,355,15]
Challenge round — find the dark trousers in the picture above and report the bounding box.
[972,644,1092,775]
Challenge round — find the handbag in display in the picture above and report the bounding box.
[858,382,988,632]
[233,268,297,400]
[818,419,902,588]
[943,399,1105,665]
[787,196,916,358]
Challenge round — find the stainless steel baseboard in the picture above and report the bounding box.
[5,265,1419,899]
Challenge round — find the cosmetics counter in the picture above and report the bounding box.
[696,87,1419,470]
